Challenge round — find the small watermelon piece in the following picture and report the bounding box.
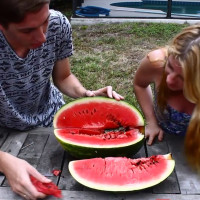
[53,97,145,158]
[68,154,175,191]
[30,176,62,198]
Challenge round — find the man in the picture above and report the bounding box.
[0,0,124,199]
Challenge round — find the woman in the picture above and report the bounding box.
[134,24,200,170]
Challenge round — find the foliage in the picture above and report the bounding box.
[50,0,72,18]
[50,0,67,9]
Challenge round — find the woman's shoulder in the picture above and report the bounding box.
[147,48,167,67]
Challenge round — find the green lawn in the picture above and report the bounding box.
[64,21,188,110]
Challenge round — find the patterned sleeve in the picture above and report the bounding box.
[54,11,73,60]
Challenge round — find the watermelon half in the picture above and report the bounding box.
[69,154,175,191]
[53,97,145,158]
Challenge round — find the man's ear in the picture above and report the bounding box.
[0,24,7,32]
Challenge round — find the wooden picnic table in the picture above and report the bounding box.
[0,127,200,200]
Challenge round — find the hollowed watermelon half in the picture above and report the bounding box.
[53,97,145,158]
[69,154,175,191]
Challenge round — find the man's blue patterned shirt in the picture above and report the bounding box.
[0,10,73,130]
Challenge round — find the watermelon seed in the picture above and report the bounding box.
[106,114,122,127]
[135,160,141,166]
[106,134,111,139]
[139,165,147,170]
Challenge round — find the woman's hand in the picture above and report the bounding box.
[145,123,164,145]
[85,86,124,101]
[0,152,51,200]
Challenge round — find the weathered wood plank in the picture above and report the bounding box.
[0,128,10,147]
[36,134,64,176]
[23,127,54,135]
[18,134,49,159]
[132,145,146,158]
[146,138,180,194]
[0,187,199,200]
[166,134,200,195]
[146,138,169,156]
[58,152,84,191]
[0,131,28,155]
[0,176,4,188]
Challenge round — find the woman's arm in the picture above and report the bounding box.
[133,52,164,145]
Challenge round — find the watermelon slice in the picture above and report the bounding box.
[54,128,144,158]
[53,97,145,158]
[30,176,62,198]
[68,154,175,191]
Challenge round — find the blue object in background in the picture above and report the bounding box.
[75,6,110,17]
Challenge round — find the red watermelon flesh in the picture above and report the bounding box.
[55,128,140,146]
[53,97,144,129]
[69,154,175,191]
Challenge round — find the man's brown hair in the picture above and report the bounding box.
[0,0,50,28]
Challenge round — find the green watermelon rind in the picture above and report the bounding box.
[54,129,144,158]
[68,154,175,191]
[53,97,145,128]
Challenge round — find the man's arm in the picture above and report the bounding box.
[52,57,124,100]
[52,57,87,98]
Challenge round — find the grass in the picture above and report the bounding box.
[64,22,188,110]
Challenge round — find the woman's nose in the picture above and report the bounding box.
[166,73,176,84]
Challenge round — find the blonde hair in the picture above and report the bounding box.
[158,24,200,170]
